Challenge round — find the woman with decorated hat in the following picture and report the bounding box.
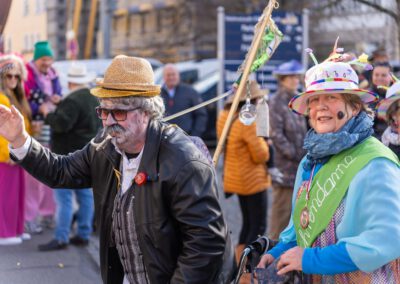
[257,44,400,282]
[0,54,32,245]
[217,80,271,272]
[376,77,400,158]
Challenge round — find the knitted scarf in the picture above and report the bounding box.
[302,111,374,172]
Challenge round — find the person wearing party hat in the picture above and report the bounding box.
[268,59,308,240]
[257,41,400,282]
[376,75,400,158]
[0,55,234,283]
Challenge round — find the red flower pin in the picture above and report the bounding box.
[134,172,148,186]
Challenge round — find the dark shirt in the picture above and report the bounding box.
[45,87,101,154]
[161,83,207,136]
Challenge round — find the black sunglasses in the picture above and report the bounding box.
[96,107,141,121]
[5,74,21,80]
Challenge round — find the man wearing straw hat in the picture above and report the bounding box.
[0,55,233,284]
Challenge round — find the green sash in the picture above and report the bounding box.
[293,137,399,248]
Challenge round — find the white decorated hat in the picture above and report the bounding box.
[288,41,378,115]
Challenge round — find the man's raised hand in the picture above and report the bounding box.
[0,105,28,148]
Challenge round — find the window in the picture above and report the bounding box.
[141,13,146,34]
[24,35,29,51]
[36,0,41,14]
[23,0,30,16]
[7,37,12,52]
[156,10,162,33]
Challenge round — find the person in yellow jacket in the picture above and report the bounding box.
[0,54,32,245]
[217,80,271,272]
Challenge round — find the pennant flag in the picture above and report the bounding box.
[238,2,283,75]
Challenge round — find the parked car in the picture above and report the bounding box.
[54,58,163,95]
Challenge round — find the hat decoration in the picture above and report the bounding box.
[239,80,269,137]
[225,79,270,136]
[288,38,378,115]
[238,81,258,126]
[376,73,400,120]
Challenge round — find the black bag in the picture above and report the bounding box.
[255,258,304,284]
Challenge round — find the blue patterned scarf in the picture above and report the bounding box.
[303,111,374,171]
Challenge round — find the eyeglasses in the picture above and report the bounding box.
[96,107,141,121]
[5,74,21,80]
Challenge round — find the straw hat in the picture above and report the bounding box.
[289,57,378,115]
[90,55,161,98]
[376,81,400,120]
[226,80,268,105]
[66,63,96,85]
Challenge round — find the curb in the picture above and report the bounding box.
[86,234,100,268]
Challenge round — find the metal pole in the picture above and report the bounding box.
[100,0,112,58]
[217,6,225,115]
[302,8,309,69]
[213,0,277,166]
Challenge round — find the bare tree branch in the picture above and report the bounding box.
[352,0,399,20]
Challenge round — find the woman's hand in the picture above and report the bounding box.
[276,246,304,275]
[257,254,275,268]
[0,105,28,148]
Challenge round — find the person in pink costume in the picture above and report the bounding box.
[0,54,31,245]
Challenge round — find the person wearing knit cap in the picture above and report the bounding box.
[0,55,234,283]
[37,63,100,252]
[23,40,61,234]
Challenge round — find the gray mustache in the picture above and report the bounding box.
[103,124,126,136]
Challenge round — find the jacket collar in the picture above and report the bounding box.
[137,120,164,182]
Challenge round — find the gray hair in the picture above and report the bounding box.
[99,96,165,120]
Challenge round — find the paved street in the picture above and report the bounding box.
[0,159,270,283]
[0,228,101,284]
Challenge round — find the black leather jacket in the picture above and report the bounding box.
[15,120,234,284]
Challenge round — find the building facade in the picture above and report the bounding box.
[2,0,47,60]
